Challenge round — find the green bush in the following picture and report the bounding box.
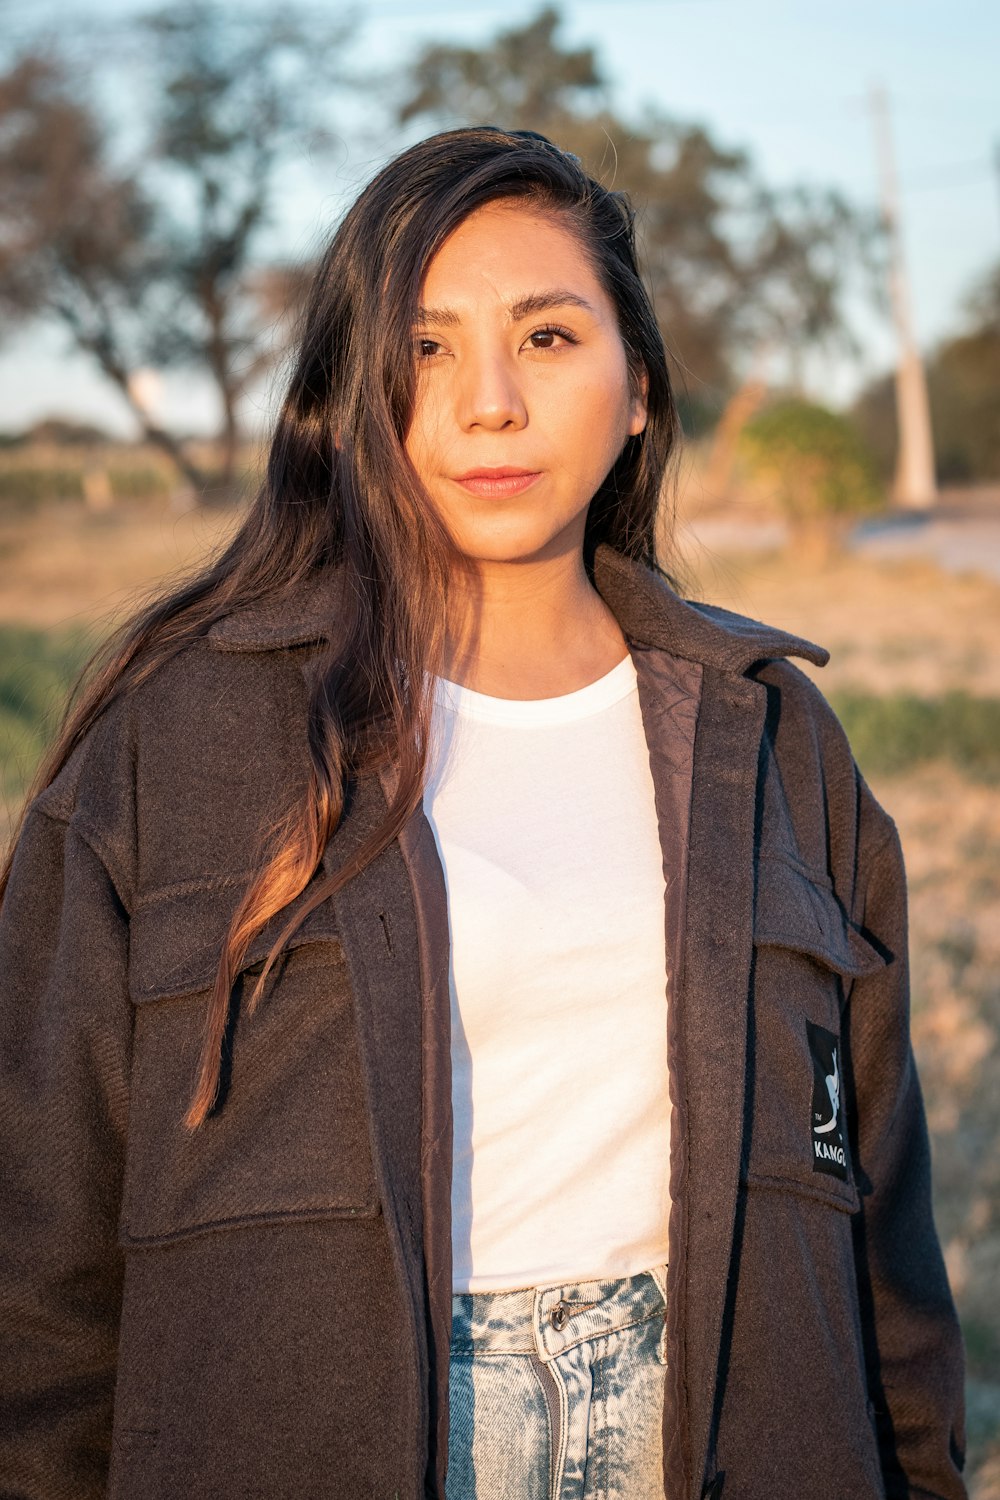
[102,465,173,501]
[0,626,93,803]
[0,467,87,507]
[742,398,884,523]
[830,690,1000,781]
[0,450,175,513]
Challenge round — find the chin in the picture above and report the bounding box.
[447,521,585,569]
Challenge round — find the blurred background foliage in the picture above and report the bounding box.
[0,625,92,807]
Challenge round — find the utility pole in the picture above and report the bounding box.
[870,85,937,510]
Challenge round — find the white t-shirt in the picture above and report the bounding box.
[422,652,671,1293]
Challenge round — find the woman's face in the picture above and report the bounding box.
[404,202,647,569]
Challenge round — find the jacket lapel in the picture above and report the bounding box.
[630,642,767,1499]
[679,667,768,1497]
[379,763,455,1500]
[630,644,703,1498]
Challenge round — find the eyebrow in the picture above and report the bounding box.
[415,289,596,328]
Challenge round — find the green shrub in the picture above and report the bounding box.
[0,448,175,513]
[0,626,93,803]
[0,467,87,508]
[103,465,173,501]
[742,398,884,523]
[830,690,1000,781]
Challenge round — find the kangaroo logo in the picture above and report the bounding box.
[807,1021,849,1182]
[813,1046,840,1133]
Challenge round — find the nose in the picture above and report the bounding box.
[455,348,527,432]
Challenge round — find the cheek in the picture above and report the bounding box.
[405,381,461,474]
[561,369,634,458]
[403,392,437,478]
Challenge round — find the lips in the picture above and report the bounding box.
[452,467,542,498]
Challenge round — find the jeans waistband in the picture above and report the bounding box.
[450,1263,668,1363]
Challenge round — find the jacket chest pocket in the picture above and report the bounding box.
[121,883,380,1247]
[745,851,889,1214]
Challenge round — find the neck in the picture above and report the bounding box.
[441,550,628,699]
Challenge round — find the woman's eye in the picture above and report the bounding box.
[525,325,576,351]
[414,337,444,358]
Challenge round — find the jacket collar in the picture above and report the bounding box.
[206,542,828,675]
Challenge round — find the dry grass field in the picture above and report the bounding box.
[0,493,240,634]
[2,489,999,1492]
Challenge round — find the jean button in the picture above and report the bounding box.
[550,1301,569,1331]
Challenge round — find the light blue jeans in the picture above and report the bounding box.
[446,1264,668,1500]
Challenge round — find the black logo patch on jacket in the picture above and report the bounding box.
[807,1021,849,1181]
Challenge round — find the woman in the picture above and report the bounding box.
[0,127,966,1499]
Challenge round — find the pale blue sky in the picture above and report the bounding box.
[1,0,996,437]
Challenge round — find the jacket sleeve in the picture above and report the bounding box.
[848,785,967,1500]
[0,799,131,1499]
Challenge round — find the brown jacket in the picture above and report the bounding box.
[0,544,966,1499]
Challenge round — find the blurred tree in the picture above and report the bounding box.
[853,261,1000,484]
[927,261,1000,483]
[0,3,354,494]
[0,53,201,481]
[397,5,883,425]
[849,372,896,483]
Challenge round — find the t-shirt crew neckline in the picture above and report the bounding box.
[432,651,636,726]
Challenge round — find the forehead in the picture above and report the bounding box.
[420,202,603,303]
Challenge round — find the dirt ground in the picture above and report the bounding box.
[675,528,1000,700]
[2,494,999,1493]
[0,496,241,633]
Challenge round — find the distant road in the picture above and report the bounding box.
[680,507,1000,584]
[850,513,1000,582]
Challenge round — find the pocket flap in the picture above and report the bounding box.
[754,852,887,979]
[122,881,375,1244]
[130,877,340,1004]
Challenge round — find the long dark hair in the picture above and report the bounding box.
[1,125,682,1126]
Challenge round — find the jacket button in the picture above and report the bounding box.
[550,1301,569,1331]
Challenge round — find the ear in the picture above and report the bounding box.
[628,365,649,437]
